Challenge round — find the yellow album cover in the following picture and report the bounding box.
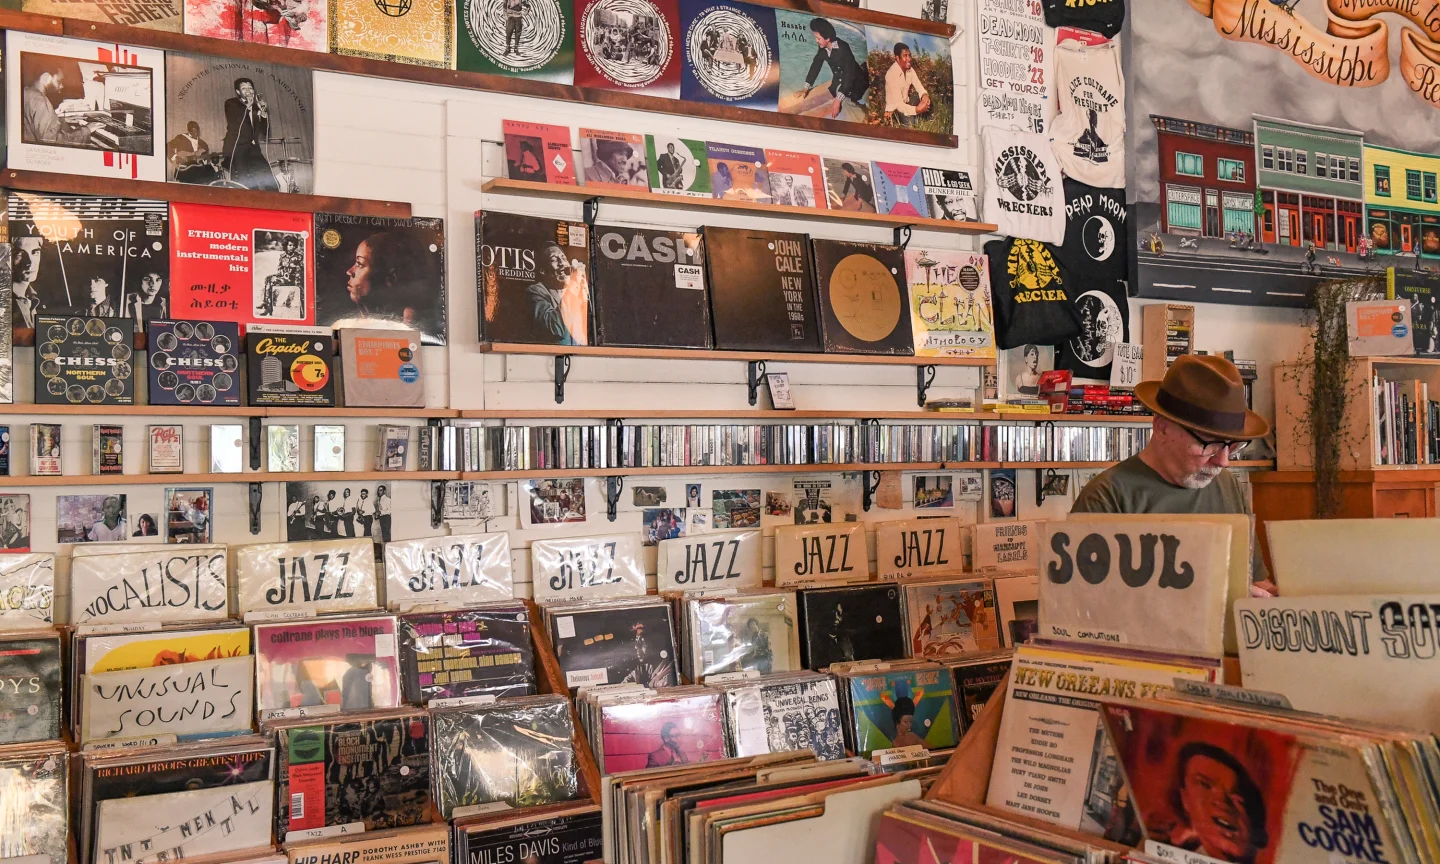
[85,628,250,674]
[328,0,454,68]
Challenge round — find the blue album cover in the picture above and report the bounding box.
[679,0,779,111]
[146,319,242,406]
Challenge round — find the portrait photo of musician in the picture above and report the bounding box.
[19,51,156,154]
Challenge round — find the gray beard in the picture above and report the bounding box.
[1177,468,1222,490]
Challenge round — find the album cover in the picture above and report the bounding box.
[0,632,61,743]
[455,807,604,864]
[19,0,178,28]
[705,141,770,202]
[331,0,453,67]
[686,592,800,680]
[185,0,328,52]
[722,675,845,760]
[476,211,591,345]
[645,134,709,197]
[764,149,824,208]
[799,583,907,669]
[274,711,434,835]
[6,32,167,181]
[314,213,447,345]
[170,203,315,327]
[268,423,300,472]
[549,601,678,692]
[1388,269,1440,356]
[810,239,914,355]
[776,9,869,121]
[94,780,273,863]
[0,750,68,863]
[246,326,335,406]
[399,606,536,703]
[458,0,574,81]
[679,0,779,110]
[0,553,51,623]
[949,656,1010,733]
[80,625,249,676]
[902,578,1001,658]
[845,665,959,756]
[0,245,12,403]
[599,691,726,773]
[871,161,929,218]
[339,329,425,407]
[8,193,169,327]
[253,616,401,716]
[502,120,575,185]
[165,53,314,193]
[580,128,648,189]
[822,158,876,212]
[922,167,978,222]
[34,315,135,405]
[591,226,710,348]
[864,27,952,135]
[431,697,579,817]
[703,226,820,352]
[575,0,680,97]
[905,247,994,358]
[146,319,241,406]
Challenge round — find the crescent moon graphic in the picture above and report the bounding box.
[1083,216,1116,261]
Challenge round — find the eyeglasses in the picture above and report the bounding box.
[1180,424,1247,459]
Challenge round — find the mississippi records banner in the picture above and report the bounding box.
[679,0,779,111]
[80,654,254,743]
[773,522,867,587]
[0,553,54,629]
[458,0,575,81]
[384,532,514,610]
[530,533,646,604]
[575,0,681,96]
[70,545,229,626]
[94,779,273,864]
[236,537,378,615]
[656,529,761,593]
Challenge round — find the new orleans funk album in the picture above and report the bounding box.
[477,211,591,346]
[590,226,710,348]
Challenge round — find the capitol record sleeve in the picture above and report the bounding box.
[902,578,1001,659]
[703,226,820,352]
[94,779,274,864]
[384,532,514,610]
[169,203,316,328]
[0,749,68,864]
[272,709,434,836]
[398,605,536,703]
[286,824,450,864]
[598,690,727,773]
[236,537,378,615]
[0,631,62,743]
[811,239,914,355]
[575,0,680,96]
[590,225,711,349]
[798,583,907,669]
[0,552,55,629]
[455,806,603,864]
[530,533,646,605]
[331,0,452,67]
[314,213,447,345]
[246,326,336,407]
[80,654,255,743]
[34,314,135,405]
[905,247,995,359]
[721,673,845,760]
[146,319,241,406]
[254,615,400,715]
[338,328,425,407]
[843,664,959,757]
[70,544,229,626]
[549,600,678,692]
[874,517,964,581]
[431,695,580,818]
[685,591,801,681]
[476,211,592,346]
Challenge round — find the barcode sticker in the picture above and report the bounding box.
[290,793,305,820]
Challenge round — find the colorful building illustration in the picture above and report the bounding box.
[1364,143,1440,258]
[1252,115,1363,253]
[1150,115,1256,238]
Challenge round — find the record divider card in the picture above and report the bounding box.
[525,598,605,804]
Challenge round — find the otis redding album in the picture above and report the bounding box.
[476,211,591,346]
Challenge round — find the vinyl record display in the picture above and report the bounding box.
[810,239,914,355]
[34,315,135,406]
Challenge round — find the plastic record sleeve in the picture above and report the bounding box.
[252,615,400,715]
[236,538,378,615]
[384,532,513,610]
[684,591,802,681]
[430,695,580,818]
[529,534,647,605]
[69,545,230,626]
[0,553,55,629]
[0,748,69,862]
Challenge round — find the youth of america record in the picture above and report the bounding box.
[680,0,778,109]
[459,0,575,81]
[577,0,678,95]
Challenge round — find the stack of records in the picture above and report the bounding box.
[397,603,537,704]
[577,685,728,775]
[711,671,846,761]
[430,695,580,818]
[284,824,450,864]
[267,708,434,842]
[679,590,802,682]
[546,597,679,693]
[944,650,1013,735]
[0,629,62,744]
[833,660,962,758]
[254,614,401,719]
[875,798,1133,864]
[453,800,603,864]
[0,745,68,864]
[798,583,908,670]
[899,577,1003,659]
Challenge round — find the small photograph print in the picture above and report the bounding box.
[57,494,128,543]
[642,507,686,546]
[285,481,392,542]
[443,481,494,527]
[632,486,667,507]
[132,511,159,537]
[955,471,983,501]
[764,491,792,518]
[988,469,1017,520]
[1003,343,1055,399]
[0,495,31,552]
[711,489,760,528]
[165,487,212,544]
[252,229,307,320]
[686,483,702,508]
[20,51,155,154]
[525,478,587,525]
[768,172,815,208]
[913,475,953,509]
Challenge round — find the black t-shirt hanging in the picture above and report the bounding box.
[1054,178,1130,382]
[1042,0,1125,38]
[985,236,1081,351]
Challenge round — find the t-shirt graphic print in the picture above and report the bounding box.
[1048,40,1125,188]
[982,126,1066,244]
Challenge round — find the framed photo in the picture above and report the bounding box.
[988,469,1017,520]
[164,487,213,544]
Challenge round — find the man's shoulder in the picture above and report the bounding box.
[1070,457,1145,513]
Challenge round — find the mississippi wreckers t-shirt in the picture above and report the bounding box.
[1048,41,1126,188]
[1042,0,1125,38]
[982,126,1066,244]
[986,237,1081,350]
[1055,178,1129,382]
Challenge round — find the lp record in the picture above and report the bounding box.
[810,239,914,355]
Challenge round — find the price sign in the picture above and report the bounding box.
[1110,342,1142,390]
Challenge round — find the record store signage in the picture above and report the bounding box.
[71,546,229,626]
[774,523,868,588]
[384,532,514,610]
[236,538,378,616]
[80,654,255,744]
[657,530,762,593]
[1040,520,1232,659]
[972,521,1039,573]
[874,517,963,581]
[531,534,646,604]
[0,553,54,628]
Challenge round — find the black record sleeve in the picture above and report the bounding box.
[475,212,592,346]
[702,226,821,352]
[34,315,135,406]
[455,809,604,864]
[951,658,1011,733]
[398,607,537,704]
[810,239,915,355]
[549,603,679,694]
[798,584,907,669]
[591,226,712,348]
[0,633,62,742]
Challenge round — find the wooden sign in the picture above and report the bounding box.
[774,523,869,588]
[874,517,964,580]
[972,521,1039,573]
[657,530,762,593]
[1268,518,1440,596]
[531,533,646,605]
[0,553,53,629]
[384,532,513,610]
[81,654,255,743]
[71,546,229,626]
[236,538,378,616]
[1040,519,1232,658]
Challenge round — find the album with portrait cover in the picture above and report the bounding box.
[840,664,959,757]
[596,690,727,774]
[591,225,711,349]
[575,0,681,97]
[702,226,820,353]
[477,211,592,346]
[314,213,446,345]
[169,203,316,329]
[811,239,914,355]
[798,582,906,669]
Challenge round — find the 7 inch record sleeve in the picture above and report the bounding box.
[810,239,914,355]
[398,606,537,703]
[549,601,678,692]
[246,326,336,407]
[0,632,62,743]
[253,615,400,715]
[590,226,711,348]
[799,583,907,669]
[34,315,135,405]
[702,226,820,352]
[235,537,378,616]
[0,749,68,863]
[431,696,579,817]
[476,211,592,346]
[338,328,425,408]
[314,213,447,345]
[146,319,242,405]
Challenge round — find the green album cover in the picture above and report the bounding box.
[645,134,710,197]
[458,0,576,82]
[846,666,958,756]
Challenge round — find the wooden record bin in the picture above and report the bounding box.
[525,598,605,806]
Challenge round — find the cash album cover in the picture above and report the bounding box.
[575,0,680,97]
[458,0,574,82]
[246,326,335,407]
[477,211,591,345]
[549,601,678,692]
[0,633,61,742]
[146,319,241,405]
[431,697,579,817]
[846,665,959,756]
[811,239,914,355]
[315,213,447,344]
[591,226,710,348]
[184,0,328,52]
[170,203,315,328]
[34,315,135,405]
[702,226,820,352]
[399,606,536,703]
[330,0,453,67]
[799,583,906,669]
[254,616,401,715]
[679,0,779,111]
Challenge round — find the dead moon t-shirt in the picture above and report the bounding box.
[1055,178,1130,382]
[1042,0,1125,38]
[985,236,1081,350]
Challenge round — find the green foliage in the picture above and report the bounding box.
[864,50,954,135]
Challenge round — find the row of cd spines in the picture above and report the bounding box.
[415,423,1155,471]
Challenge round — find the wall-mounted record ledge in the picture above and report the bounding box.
[0,404,454,418]
[481,179,998,236]
[3,169,411,219]
[477,342,995,367]
[458,408,1155,423]
[0,470,459,486]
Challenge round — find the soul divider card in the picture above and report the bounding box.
[846,667,958,755]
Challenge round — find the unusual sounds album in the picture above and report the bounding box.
[477,212,591,346]
[314,213,447,345]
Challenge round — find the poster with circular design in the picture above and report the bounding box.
[679,0,778,110]
[575,0,680,96]
[458,0,576,82]
[34,315,135,406]
[811,240,915,355]
[146,319,242,406]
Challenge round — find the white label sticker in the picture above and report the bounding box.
[77,622,161,636]
[260,704,342,722]
[565,667,610,689]
[704,670,761,684]
[674,264,704,290]
[453,802,513,819]
[556,616,576,640]
[375,633,395,657]
[429,694,498,709]
[244,609,316,624]
[82,733,178,752]
[284,823,366,843]
[567,225,588,248]
[874,745,928,766]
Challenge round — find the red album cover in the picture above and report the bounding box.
[502,120,576,186]
[599,693,726,774]
[764,149,825,209]
[169,203,315,330]
[574,0,681,98]
[184,0,328,52]
[1100,702,1304,864]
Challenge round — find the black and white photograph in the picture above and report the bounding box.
[685,483,701,508]
[576,0,678,96]
[0,495,30,552]
[769,172,815,208]
[285,481,393,542]
[56,494,129,544]
[165,487,212,544]
[443,481,495,527]
[251,229,308,320]
[1001,343,1054,399]
[314,214,448,345]
[521,478,587,526]
[165,53,314,193]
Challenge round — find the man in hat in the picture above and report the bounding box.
[1072,354,1271,586]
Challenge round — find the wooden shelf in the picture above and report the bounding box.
[263,406,456,418]
[0,470,459,486]
[481,179,996,236]
[455,459,1273,480]
[0,404,457,418]
[477,342,994,367]
[458,408,1154,423]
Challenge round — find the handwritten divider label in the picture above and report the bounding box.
[94,779,273,864]
[80,655,255,743]
[774,523,869,588]
[1040,520,1232,659]
[0,553,54,629]
[972,521,1039,573]
[71,546,229,626]
[384,532,513,609]
[874,517,963,581]
[530,534,645,604]
[657,530,762,593]
[236,538,377,615]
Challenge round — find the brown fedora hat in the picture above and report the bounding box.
[1134,354,1270,440]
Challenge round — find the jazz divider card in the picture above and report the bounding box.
[458,0,574,82]
[575,0,681,97]
[169,203,315,328]
[847,666,958,756]
[679,0,779,111]
[872,162,929,218]
[502,121,576,186]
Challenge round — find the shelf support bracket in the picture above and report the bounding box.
[583,197,601,227]
[248,416,262,471]
[430,480,445,529]
[916,365,937,408]
[248,483,262,535]
[862,470,881,512]
[747,360,768,406]
[893,225,914,249]
[1035,469,1046,508]
[605,475,624,522]
[554,355,572,404]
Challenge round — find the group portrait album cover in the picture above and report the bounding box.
[170,204,315,328]
[549,601,678,692]
[398,606,537,703]
[330,0,453,68]
[702,226,820,353]
[253,616,401,715]
[811,239,914,355]
[431,696,579,817]
[590,225,710,348]
[799,583,907,669]
[34,316,135,405]
[146,319,241,406]
[165,53,315,194]
[722,674,845,760]
[184,0,327,51]
[477,211,591,346]
[679,0,779,111]
[575,0,681,97]
[285,480,395,542]
[458,0,575,82]
[845,665,959,756]
[314,213,447,345]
